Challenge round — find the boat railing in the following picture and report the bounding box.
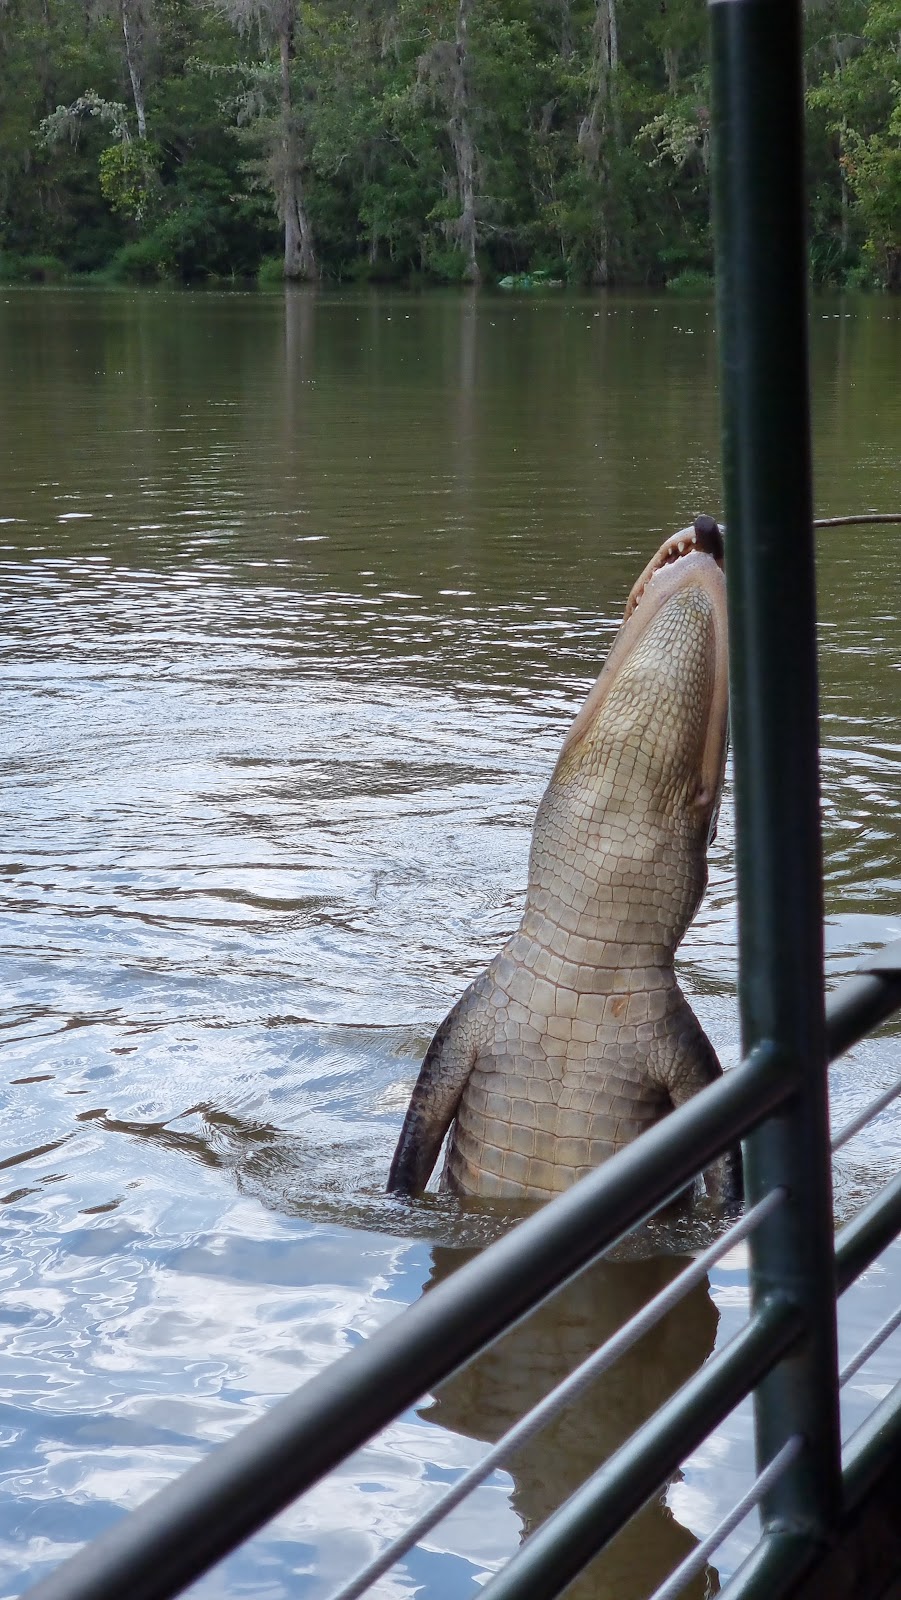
[16,948,901,1600]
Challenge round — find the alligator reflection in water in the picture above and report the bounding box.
[422,1247,720,1600]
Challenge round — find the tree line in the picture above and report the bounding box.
[0,0,898,289]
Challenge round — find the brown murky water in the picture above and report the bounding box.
[1,287,899,1599]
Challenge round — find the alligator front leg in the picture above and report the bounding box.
[654,996,745,1207]
[387,983,490,1196]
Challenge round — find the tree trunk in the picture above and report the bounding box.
[449,0,480,283]
[832,43,851,258]
[577,0,620,283]
[607,0,621,145]
[839,138,850,255]
[664,46,679,96]
[120,0,147,139]
[279,7,317,281]
[558,0,574,60]
[577,0,621,163]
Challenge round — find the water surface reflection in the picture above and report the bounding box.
[425,1249,720,1600]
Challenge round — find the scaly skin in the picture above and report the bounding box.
[388,518,738,1203]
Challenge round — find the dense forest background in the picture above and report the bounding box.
[0,0,898,288]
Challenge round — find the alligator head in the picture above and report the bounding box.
[528,512,728,963]
[388,517,737,1204]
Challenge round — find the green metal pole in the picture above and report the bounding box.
[709,0,841,1550]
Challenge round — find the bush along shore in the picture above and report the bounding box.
[0,0,898,290]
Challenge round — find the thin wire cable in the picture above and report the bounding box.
[840,1303,901,1387]
[813,513,901,527]
[647,1434,803,1600]
[831,1072,901,1151]
[323,1189,786,1600]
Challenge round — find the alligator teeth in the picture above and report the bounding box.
[624,521,723,623]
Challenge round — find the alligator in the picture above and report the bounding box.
[388,517,738,1204]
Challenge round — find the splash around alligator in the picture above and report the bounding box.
[388,517,740,1205]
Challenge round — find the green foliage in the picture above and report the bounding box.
[804,0,901,287]
[0,0,897,287]
[0,251,67,282]
[666,268,714,293]
[105,234,176,282]
[842,115,901,288]
[257,254,286,285]
[99,140,161,223]
[422,244,474,284]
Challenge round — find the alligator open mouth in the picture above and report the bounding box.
[624,515,725,623]
[555,514,728,804]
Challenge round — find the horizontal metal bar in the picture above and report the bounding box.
[326,1188,786,1600]
[835,1169,901,1295]
[831,1072,901,1151]
[840,1302,901,1388]
[841,1378,901,1512]
[650,1433,803,1600]
[474,1297,802,1600]
[825,966,901,1064]
[855,937,901,977]
[20,1042,789,1600]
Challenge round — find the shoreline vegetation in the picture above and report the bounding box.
[1,1,898,293]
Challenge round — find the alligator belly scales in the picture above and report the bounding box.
[388,518,739,1203]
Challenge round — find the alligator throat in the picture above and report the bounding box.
[388,518,738,1204]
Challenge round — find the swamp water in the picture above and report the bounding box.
[1,287,900,1598]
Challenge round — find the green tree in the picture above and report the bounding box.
[807,0,901,287]
[0,0,897,288]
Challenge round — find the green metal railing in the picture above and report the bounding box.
[17,956,901,1600]
[16,2,901,1599]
